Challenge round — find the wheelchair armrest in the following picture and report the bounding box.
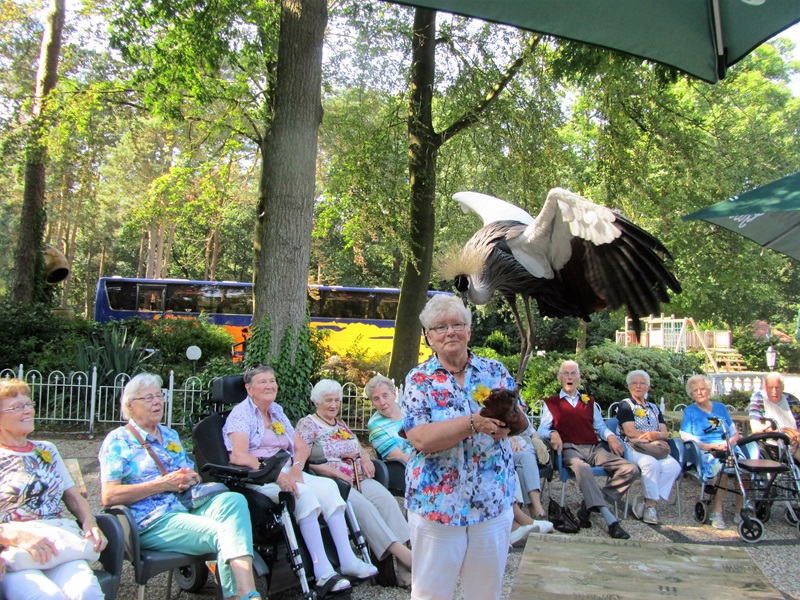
[371,459,389,489]
[201,461,279,485]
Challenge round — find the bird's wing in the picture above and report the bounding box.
[513,187,622,275]
[453,191,535,226]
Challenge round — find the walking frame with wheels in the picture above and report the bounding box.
[685,416,800,543]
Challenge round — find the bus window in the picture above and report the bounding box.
[106,281,138,311]
[218,286,253,315]
[318,290,370,319]
[137,285,166,312]
[374,295,399,320]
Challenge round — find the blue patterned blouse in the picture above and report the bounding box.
[98,420,194,530]
[367,411,413,460]
[402,352,516,526]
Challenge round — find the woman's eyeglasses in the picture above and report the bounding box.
[0,401,35,413]
[428,323,467,335]
[130,393,164,404]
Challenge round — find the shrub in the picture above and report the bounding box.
[518,343,704,414]
[128,316,235,380]
[484,331,511,355]
[0,298,84,370]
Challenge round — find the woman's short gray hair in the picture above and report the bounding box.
[244,364,275,385]
[685,374,712,396]
[626,370,651,387]
[311,379,343,405]
[419,294,472,330]
[364,375,395,401]
[121,373,163,419]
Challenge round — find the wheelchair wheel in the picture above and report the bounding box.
[173,563,210,593]
[738,517,765,544]
[694,501,708,524]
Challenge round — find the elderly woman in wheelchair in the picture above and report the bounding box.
[680,374,743,530]
[99,373,261,600]
[223,365,377,597]
[295,379,412,587]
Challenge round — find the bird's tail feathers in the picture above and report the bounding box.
[436,243,485,280]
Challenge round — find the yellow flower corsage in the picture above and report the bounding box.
[35,447,53,464]
[272,421,286,435]
[634,408,647,418]
[792,404,800,415]
[472,385,491,405]
[166,441,182,454]
[580,394,590,404]
[339,429,352,440]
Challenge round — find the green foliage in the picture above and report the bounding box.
[197,356,242,388]
[245,314,327,423]
[517,344,704,414]
[484,331,511,355]
[127,317,235,381]
[0,298,86,371]
[73,323,152,385]
[733,326,800,373]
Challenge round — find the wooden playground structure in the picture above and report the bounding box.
[616,315,746,373]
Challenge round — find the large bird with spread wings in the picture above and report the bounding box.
[440,189,681,381]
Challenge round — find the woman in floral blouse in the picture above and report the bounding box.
[223,365,376,597]
[295,379,412,588]
[99,373,261,600]
[616,370,681,526]
[403,294,516,600]
[1,378,106,600]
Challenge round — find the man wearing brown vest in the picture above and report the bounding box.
[538,360,639,539]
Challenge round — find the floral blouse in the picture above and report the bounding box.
[99,420,194,530]
[0,441,72,523]
[402,352,516,526]
[616,398,666,438]
[295,415,363,478]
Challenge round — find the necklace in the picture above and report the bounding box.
[0,440,34,452]
[449,359,470,376]
[316,413,338,427]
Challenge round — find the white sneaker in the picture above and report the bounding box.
[341,559,378,579]
[532,519,555,534]
[710,512,727,530]
[509,523,535,546]
[643,507,659,525]
[631,496,645,520]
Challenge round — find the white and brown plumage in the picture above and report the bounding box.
[440,189,681,380]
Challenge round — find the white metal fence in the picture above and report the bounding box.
[0,366,374,437]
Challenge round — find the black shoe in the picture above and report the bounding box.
[608,521,630,539]
[577,502,592,528]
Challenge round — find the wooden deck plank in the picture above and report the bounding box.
[511,534,783,600]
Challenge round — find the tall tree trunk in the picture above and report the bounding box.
[136,233,146,278]
[11,0,65,304]
[388,8,438,384]
[388,21,537,383]
[253,0,326,355]
[575,319,588,354]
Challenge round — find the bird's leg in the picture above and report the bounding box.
[516,295,536,385]
[505,296,528,385]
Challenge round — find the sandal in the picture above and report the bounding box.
[315,573,351,598]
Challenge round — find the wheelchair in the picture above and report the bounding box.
[687,417,800,543]
[188,375,381,598]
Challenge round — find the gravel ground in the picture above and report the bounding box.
[50,433,800,600]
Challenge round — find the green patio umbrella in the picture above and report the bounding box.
[682,171,800,261]
[390,0,800,83]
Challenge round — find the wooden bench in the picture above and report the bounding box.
[64,458,88,498]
